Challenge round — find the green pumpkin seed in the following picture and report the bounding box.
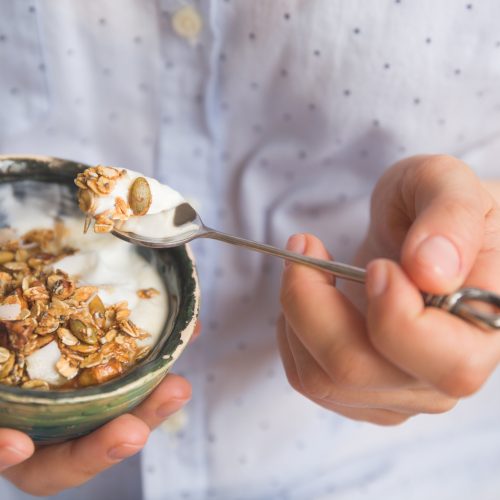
[69,318,98,345]
[89,295,106,328]
[128,177,152,216]
[78,189,96,213]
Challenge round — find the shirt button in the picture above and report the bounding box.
[171,5,202,42]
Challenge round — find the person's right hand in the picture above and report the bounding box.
[0,373,191,496]
[277,155,500,425]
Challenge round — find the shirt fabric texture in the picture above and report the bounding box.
[1,1,500,499]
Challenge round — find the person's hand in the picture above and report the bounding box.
[278,155,500,425]
[0,374,191,495]
[0,322,201,495]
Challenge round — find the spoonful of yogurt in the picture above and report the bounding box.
[75,165,500,330]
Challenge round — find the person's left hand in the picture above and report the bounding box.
[1,321,201,496]
[278,155,500,425]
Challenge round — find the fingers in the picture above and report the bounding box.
[277,315,457,415]
[276,316,449,425]
[399,155,492,294]
[1,374,191,495]
[366,258,500,397]
[131,373,192,429]
[0,429,34,473]
[281,233,413,389]
[3,373,192,495]
[3,414,150,496]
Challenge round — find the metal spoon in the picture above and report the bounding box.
[112,202,500,330]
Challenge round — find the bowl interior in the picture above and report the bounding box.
[0,155,198,402]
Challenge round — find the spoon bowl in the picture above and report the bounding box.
[113,203,203,249]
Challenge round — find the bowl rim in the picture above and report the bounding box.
[0,154,200,404]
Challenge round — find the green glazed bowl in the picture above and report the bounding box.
[0,155,200,444]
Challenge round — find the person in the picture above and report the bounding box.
[1,1,500,499]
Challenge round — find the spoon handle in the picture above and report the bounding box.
[202,228,500,330]
[203,229,366,282]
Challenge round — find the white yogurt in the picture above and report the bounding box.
[26,341,64,385]
[0,184,169,386]
[90,168,197,240]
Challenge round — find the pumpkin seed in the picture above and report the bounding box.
[89,295,106,327]
[78,188,96,213]
[83,214,92,234]
[128,177,152,216]
[69,318,98,345]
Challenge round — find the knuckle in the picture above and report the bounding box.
[299,369,332,400]
[326,351,366,389]
[402,154,468,196]
[416,154,462,177]
[438,358,488,398]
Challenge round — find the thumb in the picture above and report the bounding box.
[400,156,490,294]
[280,233,335,323]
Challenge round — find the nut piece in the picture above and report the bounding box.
[57,327,79,346]
[0,251,15,265]
[72,286,98,303]
[137,288,160,299]
[0,353,14,379]
[22,379,50,390]
[128,177,152,216]
[97,166,121,179]
[0,220,155,390]
[0,347,11,364]
[78,359,124,387]
[56,357,78,380]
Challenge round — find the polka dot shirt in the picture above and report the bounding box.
[1,1,500,499]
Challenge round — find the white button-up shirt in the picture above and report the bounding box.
[1,1,500,499]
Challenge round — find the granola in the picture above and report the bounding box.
[75,165,185,234]
[75,166,150,233]
[0,225,152,389]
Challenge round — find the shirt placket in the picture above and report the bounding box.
[143,1,219,498]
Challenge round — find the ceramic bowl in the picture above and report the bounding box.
[0,155,200,444]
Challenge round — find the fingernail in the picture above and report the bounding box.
[157,398,190,418]
[285,234,306,267]
[415,235,460,279]
[108,443,143,461]
[286,234,306,254]
[366,261,388,297]
[0,446,30,470]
